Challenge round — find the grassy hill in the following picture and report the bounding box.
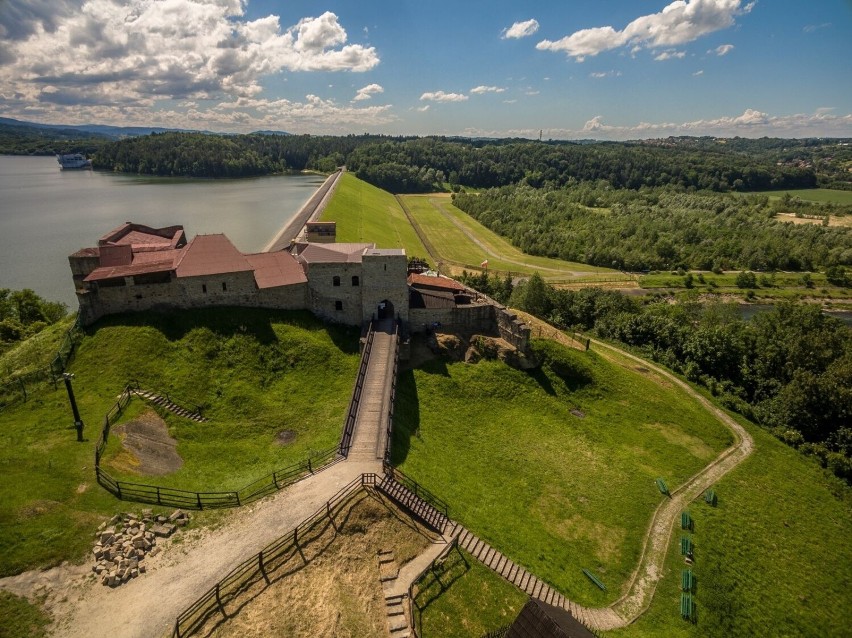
[392,339,733,607]
[0,308,359,577]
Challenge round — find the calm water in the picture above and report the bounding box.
[0,156,325,307]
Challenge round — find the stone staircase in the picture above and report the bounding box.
[377,549,410,638]
[132,389,207,423]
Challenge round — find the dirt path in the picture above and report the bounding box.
[581,337,754,628]
[0,459,381,638]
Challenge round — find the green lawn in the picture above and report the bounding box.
[0,315,75,378]
[320,172,429,257]
[609,415,852,638]
[0,592,50,638]
[392,339,733,607]
[0,308,359,577]
[413,547,526,638]
[749,188,852,205]
[401,194,614,278]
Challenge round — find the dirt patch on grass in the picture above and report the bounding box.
[275,430,297,446]
[110,410,183,476]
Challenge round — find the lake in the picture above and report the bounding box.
[0,156,326,307]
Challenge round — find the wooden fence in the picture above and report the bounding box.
[383,319,401,463]
[171,473,380,638]
[408,537,464,638]
[338,321,375,457]
[94,382,339,510]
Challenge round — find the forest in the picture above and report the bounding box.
[460,270,852,482]
[453,183,852,271]
[0,289,67,351]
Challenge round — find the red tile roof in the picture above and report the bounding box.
[245,252,308,288]
[84,261,174,282]
[408,273,467,293]
[174,235,252,278]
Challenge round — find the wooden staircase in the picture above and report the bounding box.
[133,389,207,423]
[377,475,448,533]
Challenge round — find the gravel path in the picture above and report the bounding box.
[1,459,381,638]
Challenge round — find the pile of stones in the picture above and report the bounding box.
[92,508,191,587]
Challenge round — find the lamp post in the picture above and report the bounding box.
[62,373,84,442]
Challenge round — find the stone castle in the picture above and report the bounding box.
[69,221,530,350]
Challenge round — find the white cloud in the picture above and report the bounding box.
[803,22,831,33]
[415,105,430,112]
[470,85,506,94]
[353,83,384,101]
[0,1,379,118]
[537,0,752,61]
[712,43,735,55]
[420,91,468,102]
[693,69,704,76]
[589,70,622,78]
[654,50,686,61]
[502,19,539,39]
[458,109,852,141]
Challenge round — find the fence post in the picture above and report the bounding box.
[116,482,123,500]
[18,378,26,402]
[308,458,313,474]
[157,486,162,505]
[215,583,225,618]
[258,552,269,584]
[235,491,241,507]
[197,493,202,509]
[173,619,181,638]
[272,471,279,489]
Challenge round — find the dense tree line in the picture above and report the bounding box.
[83,131,846,192]
[0,289,67,349]
[0,123,108,156]
[347,137,820,192]
[453,184,852,271]
[505,275,852,481]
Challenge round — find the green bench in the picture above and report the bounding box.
[681,511,693,531]
[680,536,694,558]
[680,592,696,621]
[704,489,718,506]
[582,568,607,591]
[655,478,670,496]
[681,569,695,592]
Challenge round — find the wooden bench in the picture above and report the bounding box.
[655,478,670,496]
[704,489,717,506]
[680,592,695,621]
[681,511,693,531]
[681,569,695,592]
[680,536,694,558]
[582,568,607,591]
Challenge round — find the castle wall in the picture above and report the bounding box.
[361,253,409,323]
[305,262,365,325]
[409,304,495,333]
[77,272,307,325]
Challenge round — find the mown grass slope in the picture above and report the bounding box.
[392,339,733,607]
[0,308,359,577]
[610,415,851,638]
[320,172,429,257]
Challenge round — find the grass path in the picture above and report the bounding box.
[446,328,755,631]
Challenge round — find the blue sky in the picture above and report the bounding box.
[0,0,850,138]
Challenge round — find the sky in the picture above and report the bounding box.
[0,0,850,139]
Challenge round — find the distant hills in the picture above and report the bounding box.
[0,117,291,140]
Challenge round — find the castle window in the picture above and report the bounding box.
[202,284,207,294]
[352,275,360,286]
[222,282,227,292]
[335,300,343,311]
[333,275,341,287]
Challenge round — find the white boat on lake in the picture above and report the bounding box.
[57,153,93,169]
